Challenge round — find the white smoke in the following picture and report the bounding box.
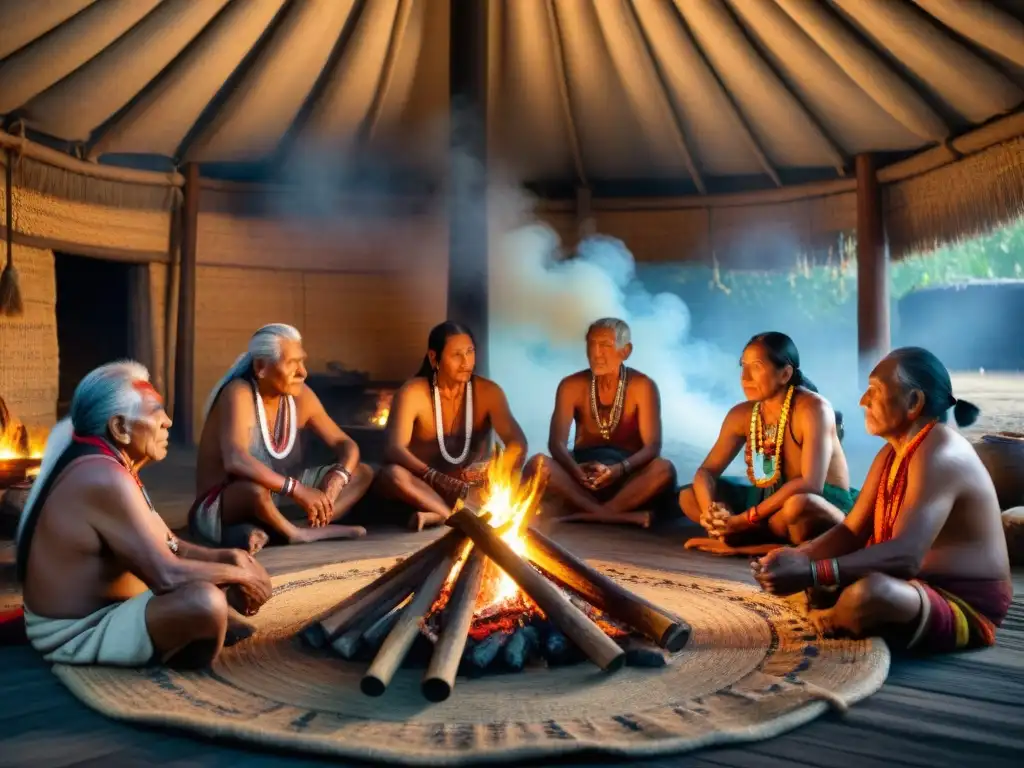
[487,215,737,475]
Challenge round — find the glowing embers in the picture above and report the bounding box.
[301,448,690,702]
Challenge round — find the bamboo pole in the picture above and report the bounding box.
[422,548,486,702]
[524,527,690,652]
[446,510,625,672]
[362,540,472,696]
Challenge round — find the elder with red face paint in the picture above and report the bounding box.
[679,332,855,550]
[193,324,374,551]
[17,361,272,669]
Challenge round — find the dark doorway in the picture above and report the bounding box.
[54,253,133,417]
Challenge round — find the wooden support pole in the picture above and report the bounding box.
[447,510,626,672]
[448,0,490,375]
[524,527,690,652]
[171,162,199,444]
[855,153,890,383]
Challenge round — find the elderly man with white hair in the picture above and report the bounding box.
[525,317,676,527]
[17,361,272,669]
[191,323,374,551]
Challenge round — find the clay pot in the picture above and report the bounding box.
[1003,508,1024,567]
[974,433,1024,511]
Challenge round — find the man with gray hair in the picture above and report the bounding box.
[191,323,374,550]
[525,317,676,527]
[18,361,272,669]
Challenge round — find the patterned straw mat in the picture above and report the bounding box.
[52,558,889,765]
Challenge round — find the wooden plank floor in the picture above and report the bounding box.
[1,459,1022,768]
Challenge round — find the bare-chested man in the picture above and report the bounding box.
[525,318,676,528]
[753,347,1012,653]
[18,362,272,669]
[373,321,529,530]
[191,324,374,551]
[680,332,855,550]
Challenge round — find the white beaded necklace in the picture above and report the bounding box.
[252,380,297,460]
[433,375,473,465]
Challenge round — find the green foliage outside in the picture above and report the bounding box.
[657,216,1024,321]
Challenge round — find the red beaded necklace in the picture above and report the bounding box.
[869,420,937,546]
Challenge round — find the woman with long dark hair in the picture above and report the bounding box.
[679,331,855,552]
[372,321,528,531]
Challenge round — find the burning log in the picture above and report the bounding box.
[523,527,690,652]
[447,509,625,673]
[362,540,473,696]
[422,549,486,702]
[303,529,467,648]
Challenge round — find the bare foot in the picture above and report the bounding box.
[247,528,269,555]
[557,510,652,528]
[807,608,837,637]
[289,525,367,544]
[409,511,447,532]
[224,607,258,647]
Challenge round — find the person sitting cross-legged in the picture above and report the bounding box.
[752,347,1012,654]
[679,332,855,555]
[18,362,272,669]
[525,318,676,528]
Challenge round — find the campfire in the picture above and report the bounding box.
[0,397,43,488]
[368,390,392,428]
[303,450,690,702]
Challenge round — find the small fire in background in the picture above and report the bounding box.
[369,390,393,428]
[0,423,45,485]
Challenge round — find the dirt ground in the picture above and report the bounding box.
[950,372,1024,440]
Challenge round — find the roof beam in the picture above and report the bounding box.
[625,0,706,194]
[361,0,415,143]
[669,1,781,187]
[544,0,588,188]
[774,0,950,142]
[722,0,849,176]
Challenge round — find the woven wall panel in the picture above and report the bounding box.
[0,243,59,433]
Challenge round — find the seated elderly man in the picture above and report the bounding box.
[680,332,855,554]
[374,321,529,531]
[525,318,676,528]
[753,348,1012,653]
[192,324,374,551]
[17,362,272,669]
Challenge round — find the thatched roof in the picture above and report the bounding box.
[1,0,1023,194]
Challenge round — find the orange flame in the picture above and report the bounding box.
[472,446,544,614]
[369,391,392,428]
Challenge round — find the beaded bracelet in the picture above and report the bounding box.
[810,558,840,588]
[327,465,352,485]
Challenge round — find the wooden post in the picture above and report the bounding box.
[127,264,154,377]
[448,0,490,375]
[171,162,199,444]
[855,153,890,383]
